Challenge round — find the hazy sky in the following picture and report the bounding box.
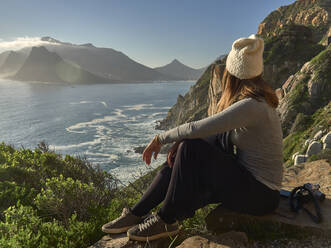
[0,0,295,68]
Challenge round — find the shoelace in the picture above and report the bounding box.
[138,214,160,231]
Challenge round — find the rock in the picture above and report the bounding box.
[322,131,331,145]
[176,231,248,248]
[294,154,308,165]
[305,139,312,147]
[283,159,331,196]
[313,130,324,140]
[176,236,227,248]
[258,0,330,43]
[275,88,284,100]
[306,141,322,156]
[292,151,300,160]
[206,160,331,240]
[89,232,186,248]
[323,143,331,150]
[207,63,224,116]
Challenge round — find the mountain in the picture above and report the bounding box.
[0,51,11,68]
[10,46,119,84]
[154,59,205,80]
[157,0,331,167]
[35,37,182,82]
[0,51,27,76]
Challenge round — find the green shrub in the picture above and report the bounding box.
[34,175,111,222]
[0,204,104,248]
[0,143,119,247]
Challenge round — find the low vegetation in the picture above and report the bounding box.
[0,143,214,247]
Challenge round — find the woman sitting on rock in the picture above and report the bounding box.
[102,34,283,241]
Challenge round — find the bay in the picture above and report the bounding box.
[0,79,194,183]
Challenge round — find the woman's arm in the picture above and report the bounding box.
[158,97,266,145]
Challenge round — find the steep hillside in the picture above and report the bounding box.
[258,0,331,43]
[0,51,27,76]
[156,61,217,129]
[10,46,119,84]
[259,0,331,88]
[277,44,331,136]
[154,59,205,81]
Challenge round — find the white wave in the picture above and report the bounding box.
[122,104,154,111]
[99,101,108,108]
[50,138,102,150]
[113,108,127,118]
[70,100,93,105]
[85,151,119,160]
[66,115,118,133]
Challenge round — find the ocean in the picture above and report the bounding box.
[0,79,194,183]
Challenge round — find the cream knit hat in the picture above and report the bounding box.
[226,34,264,80]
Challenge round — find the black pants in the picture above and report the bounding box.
[131,136,280,224]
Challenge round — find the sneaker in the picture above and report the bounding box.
[102,208,145,234]
[127,213,180,241]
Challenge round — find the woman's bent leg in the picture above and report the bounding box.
[131,162,172,217]
[157,138,238,223]
[158,139,279,224]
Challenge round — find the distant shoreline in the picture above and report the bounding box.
[0,77,195,86]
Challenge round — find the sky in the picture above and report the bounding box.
[0,0,295,68]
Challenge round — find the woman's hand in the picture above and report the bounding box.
[142,135,162,165]
[167,141,181,168]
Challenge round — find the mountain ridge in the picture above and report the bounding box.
[154,58,205,80]
[9,46,119,84]
[0,51,27,76]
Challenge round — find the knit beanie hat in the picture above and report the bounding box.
[226,34,264,80]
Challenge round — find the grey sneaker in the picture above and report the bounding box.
[102,208,145,234]
[127,214,179,241]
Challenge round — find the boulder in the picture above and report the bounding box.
[304,139,311,147]
[294,154,307,165]
[323,143,331,150]
[306,141,322,156]
[206,160,331,240]
[322,131,331,145]
[89,232,186,248]
[292,151,300,160]
[176,231,248,248]
[275,88,284,100]
[313,130,324,140]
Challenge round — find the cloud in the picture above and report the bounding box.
[0,37,58,53]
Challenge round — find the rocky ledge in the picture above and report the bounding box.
[90,159,331,248]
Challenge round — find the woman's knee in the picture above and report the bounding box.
[157,162,172,177]
[177,139,203,152]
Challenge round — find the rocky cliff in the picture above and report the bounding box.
[258,0,331,43]
[277,44,331,137]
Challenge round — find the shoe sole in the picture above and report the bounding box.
[102,225,136,234]
[127,229,180,241]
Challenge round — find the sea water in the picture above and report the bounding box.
[0,79,194,183]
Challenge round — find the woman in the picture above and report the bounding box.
[102,34,283,241]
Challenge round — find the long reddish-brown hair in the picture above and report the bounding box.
[216,68,279,113]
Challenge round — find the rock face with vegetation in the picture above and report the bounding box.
[156,63,213,129]
[258,0,331,43]
[277,44,331,137]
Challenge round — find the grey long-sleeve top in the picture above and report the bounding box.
[158,97,283,191]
